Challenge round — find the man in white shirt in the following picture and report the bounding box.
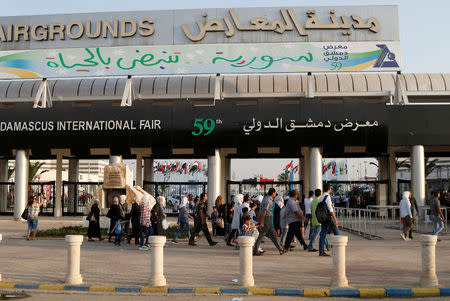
[318,183,340,257]
[399,191,413,241]
[303,190,314,238]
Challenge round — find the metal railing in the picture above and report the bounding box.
[335,207,384,240]
[367,205,448,234]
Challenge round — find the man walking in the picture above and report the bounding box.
[308,189,322,252]
[430,190,445,241]
[189,193,218,246]
[253,188,285,256]
[304,190,314,238]
[283,190,308,251]
[318,183,340,257]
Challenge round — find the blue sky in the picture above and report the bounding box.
[2,0,449,73]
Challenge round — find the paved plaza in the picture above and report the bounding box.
[0,217,449,290]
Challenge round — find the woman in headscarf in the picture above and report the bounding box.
[87,200,102,241]
[215,195,226,236]
[172,196,191,243]
[119,195,130,243]
[129,196,141,245]
[139,194,153,250]
[225,194,243,246]
[107,197,123,242]
[400,191,413,241]
[273,195,284,236]
[151,196,165,236]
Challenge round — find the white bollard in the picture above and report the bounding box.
[329,235,349,288]
[149,236,167,287]
[238,236,255,287]
[420,235,439,287]
[65,235,83,285]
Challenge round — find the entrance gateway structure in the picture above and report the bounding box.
[0,5,449,218]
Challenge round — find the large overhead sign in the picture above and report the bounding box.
[0,6,400,78]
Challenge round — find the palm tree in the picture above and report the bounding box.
[28,162,49,182]
[425,158,439,178]
[8,161,49,182]
[7,167,14,180]
[276,172,290,192]
[331,183,342,194]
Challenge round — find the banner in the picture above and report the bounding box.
[0,41,400,79]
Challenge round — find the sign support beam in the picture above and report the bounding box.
[33,78,52,108]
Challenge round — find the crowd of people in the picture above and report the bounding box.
[22,183,446,255]
[87,194,168,249]
[82,184,340,256]
[400,190,446,241]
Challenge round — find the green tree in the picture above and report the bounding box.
[8,161,49,182]
[276,172,290,192]
[7,167,14,180]
[331,183,342,194]
[28,162,49,182]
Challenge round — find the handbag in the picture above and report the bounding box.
[217,217,225,229]
[87,212,97,223]
[21,208,29,220]
[162,219,169,230]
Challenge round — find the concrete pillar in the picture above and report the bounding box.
[136,155,143,187]
[149,236,167,287]
[310,147,323,191]
[389,151,397,204]
[54,154,63,217]
[411,145,426,207]
[300,148,311,196]
[65,235,83,285]
[0,160,8,212]
[376,157,389,208]
[220,154,230,202]
[68,159,79,213]
[0,233,2,281]
[329,235,349,288]
[109,155,122,164]
[420,235,438,287]
[14,150,29,220]
[238,236,255,287]
[143,158,154,192]
[207,148,221,214]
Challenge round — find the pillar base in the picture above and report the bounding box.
[331,277,349,288]
[149,275,167,287]
[65,275,83,285]
[420,276,438,288]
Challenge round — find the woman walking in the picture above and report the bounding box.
[225,194,243,246]
[107,197,123,242]
[172,196,191,243]
[26,193,44,240]
[151,196,165,236]
[129,198,141,245]
[87,200,102,241]
[215,195,226,236]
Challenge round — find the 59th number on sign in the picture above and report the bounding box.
[191,118,222,136]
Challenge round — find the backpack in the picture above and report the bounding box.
[315,195,331,224]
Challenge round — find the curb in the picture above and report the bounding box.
[0,283,450,297]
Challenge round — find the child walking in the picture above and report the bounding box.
[111,218,124,246]
[211,206,218,235]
